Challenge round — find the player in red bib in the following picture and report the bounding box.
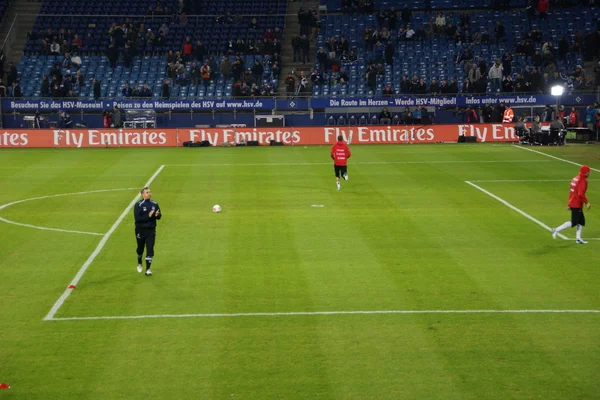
[552,165,592,244]
[330,135,351,191]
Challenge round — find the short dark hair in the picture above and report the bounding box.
[337,135,343,141]
[140,187,149,195]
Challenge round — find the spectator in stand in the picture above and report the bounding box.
[93,78,101,99]
[479,28,490,45]
[327,36,336,59]
[40,75,50,97]
[537,0,549,20]
[194,40,206,62]
[383,84,394,96]
[494,21,505,44]
[366,65,377,92]
[336,67,348,85]
[348,49,358,62]
[159,23,169,37]
[437,79,448,93]
[271,62,281,79]
[316,47,328,71]
[385,41,395,65]
[468,63,481,84]
[176,61,187,86]
[51,82,62,98]
[252,60,264,84]
[448,78,459,94]
[139,83,152,98]
[502,75,514,92]
[50,39,60,55]
[412,77,427,94]
[429,79,440,94]
[301,34,310,64]
[285,73,295,99]
[182,37,193,62]
[573,75,586,92]
[401,6,411,27]
[292,35,302,63]
[106,43,118,69]
[5,61,19,86]
[122,83,132,97]
[232,58,243,82]
[501,51,512,77]
[311,68,324,85]
[594,61,600,90]
[71,34,82,51]
[11,81,22,97]
[200,62,211,88]
[462,78,475,93]
[488,59,503,92]
[435,12,446,34]
[379,107,392,124]
[161,79,170,99]
[189,61,200,86]
[405,25,415,40]
[220,57,231,80]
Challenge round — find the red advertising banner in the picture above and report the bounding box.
[0,128,178,148]
[178,124,526,146]
[0,124,539,148]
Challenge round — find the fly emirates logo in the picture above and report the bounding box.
[324,126,435,143]
[0,132,29,146]
[458,124,517,142]
[54,130,169,147]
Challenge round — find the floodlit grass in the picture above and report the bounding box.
[1,144,599,399]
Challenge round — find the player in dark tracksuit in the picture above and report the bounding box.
[134,187,162,276]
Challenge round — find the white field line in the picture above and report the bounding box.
[167,160,549,167]
[465,181,569,240]
[0,217,103,236]
[0,188,138,236]
[47,309,600,321]
[511,145,600,173]
[43,166,165,321]
[470,179,600,183]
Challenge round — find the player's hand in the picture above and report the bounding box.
[149,209,155,217]
[155,209,160,216]
[586,203,591,211]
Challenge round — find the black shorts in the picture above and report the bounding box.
[135,227,156,240]
[334,165,347,178]
[570,208,585,227]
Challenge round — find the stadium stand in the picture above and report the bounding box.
[16,0,287,97]
[312,7,600,97]
[6,0,600,101]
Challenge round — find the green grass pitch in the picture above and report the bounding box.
[1,144,599,399]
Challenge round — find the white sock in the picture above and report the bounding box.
[576,224,583,240]
[555,221,572,232]
[336,181,341,189]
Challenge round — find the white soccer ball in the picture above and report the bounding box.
[212,205,221,213]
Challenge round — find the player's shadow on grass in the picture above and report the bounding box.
[82,273,133,286]
[527,243,573,256]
